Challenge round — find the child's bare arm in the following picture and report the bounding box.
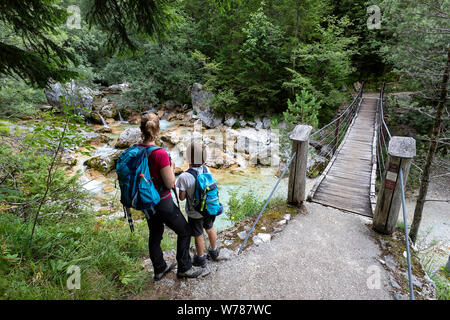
[179,189,186,201]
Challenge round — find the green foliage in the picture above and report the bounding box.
[430,266,450,300]
[0,1,78,87]
[0,211,149,299]
[0,144,86,218]
[85,0,174,55]
[99,17,202,108]
[379,0,449,101]
[284,17,356,124]
[0,78,46,118]
[283,89,321,129]
[234,6,287,113]
[225,189,265,223]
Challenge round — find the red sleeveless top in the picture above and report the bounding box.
[137,144,171,199]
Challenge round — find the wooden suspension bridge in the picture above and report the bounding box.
[242,82,417,298]
[286,83,416,234]
[308,93,378,217]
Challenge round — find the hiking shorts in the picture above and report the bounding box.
[188,215,216,237]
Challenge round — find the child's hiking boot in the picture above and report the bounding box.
[207,247,220,261]
[177,266,203,279]
[192,254,207,268]
[154,260,176,281]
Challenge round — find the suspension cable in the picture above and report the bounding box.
[399,168,415,300]
[237,151,297,255]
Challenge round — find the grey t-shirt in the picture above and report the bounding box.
[176,166,210,219]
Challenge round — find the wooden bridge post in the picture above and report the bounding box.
[288,125,312,205]
[373,136,416,235]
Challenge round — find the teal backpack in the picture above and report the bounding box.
[116,145,162,230]
[187,166,223,217]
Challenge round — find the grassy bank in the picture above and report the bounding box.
[0,211,154,299]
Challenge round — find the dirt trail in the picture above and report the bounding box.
[170,202,394,300]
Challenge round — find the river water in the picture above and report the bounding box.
[78,119,290,231]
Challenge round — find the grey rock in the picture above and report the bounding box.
[262,117,272,129]
[389,275,402,290]
[191,83,223,128]
[223,240,234,246]
[276,121,289,131]
[44,80,94,114]
[156,279,175,287]
[254,116,263,130]
[217,248,233,261]
[237,231,248,240]
[100,104,117,119]
[84,149,122,175]
[200,264,218,277]
[253,233,271,245]
[164,249,177,260]
[394,293,408,300]
[107,82,130,93]
[144,258,152,266]
[224,114,237,127]
[115,127,142,149]
[388,136,416,159]
[384,255,397,270]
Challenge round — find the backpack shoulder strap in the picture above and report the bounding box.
[186,168,198,180]
[147,146,161,156]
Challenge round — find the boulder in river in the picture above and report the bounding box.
[115,127,142,149]
[191,83,223,128]
[100,104,118,119]
[44,80,94,114]
[205,147,236,169]
[83,132,111,145]
[224,114,237,127]
[84,149,123,175]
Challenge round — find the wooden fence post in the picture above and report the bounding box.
[288,125,312,205]
[373,136,416,235]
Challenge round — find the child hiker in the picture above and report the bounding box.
[176,143,220,267]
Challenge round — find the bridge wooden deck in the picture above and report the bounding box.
[309,95,378,217]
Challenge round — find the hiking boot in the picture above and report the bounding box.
[154,261,176,281]
[177,266,203,279]
[192,254,207,268]
[207,247,220,261]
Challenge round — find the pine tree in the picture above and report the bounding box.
[0,0,173,88]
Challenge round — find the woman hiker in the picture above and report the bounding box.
[139,113,203,281]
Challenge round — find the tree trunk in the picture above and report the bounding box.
[410,47,450,243]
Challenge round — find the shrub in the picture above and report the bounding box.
[225,189,265,223]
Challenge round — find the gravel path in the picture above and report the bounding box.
[178,202,394,300]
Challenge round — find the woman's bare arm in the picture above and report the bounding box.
[179,190,186,201]
[160,162,175,190]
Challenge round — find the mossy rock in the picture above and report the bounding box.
[84,149,123,175]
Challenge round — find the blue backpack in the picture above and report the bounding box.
[187,166,223,218]
[116,145,162,228]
